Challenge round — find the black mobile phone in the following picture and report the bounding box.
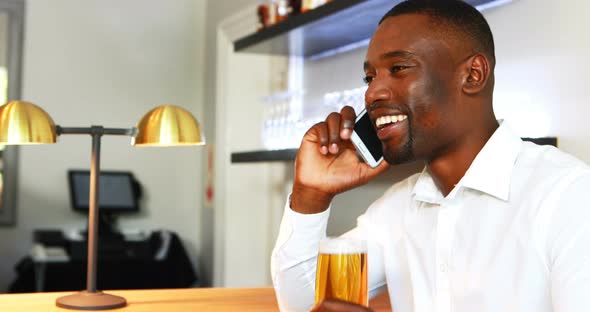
[350,109,384,168]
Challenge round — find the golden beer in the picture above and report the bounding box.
[315,238,368,307]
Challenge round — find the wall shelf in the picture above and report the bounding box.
[233,0,508,58]
[230,137,557,163]
[231,149,298,163]
[522,137,558,147]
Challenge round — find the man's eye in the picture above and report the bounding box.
[362,76,374,84]
[391,65,409,72]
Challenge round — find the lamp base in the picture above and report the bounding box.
[56,291,126,310]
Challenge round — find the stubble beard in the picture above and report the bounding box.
[382,125,415,165]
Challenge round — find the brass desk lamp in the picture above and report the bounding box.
[0,100,205,310]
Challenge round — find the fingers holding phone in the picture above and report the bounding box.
[339,106,356,140]
[320,106,356,155]
[316,106,385,169]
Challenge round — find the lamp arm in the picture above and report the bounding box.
[56,125,136,137]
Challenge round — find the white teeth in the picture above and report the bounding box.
[376,115,407,128]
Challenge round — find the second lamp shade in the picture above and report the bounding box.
[133,105,205,146]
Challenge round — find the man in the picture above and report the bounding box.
[271,0,590,312]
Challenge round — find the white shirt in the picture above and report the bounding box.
[271,122,590,312]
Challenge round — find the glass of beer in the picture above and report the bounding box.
[314,237,368,307]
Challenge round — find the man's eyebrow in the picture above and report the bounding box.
[364,50,416,70]
[380,50,415,60]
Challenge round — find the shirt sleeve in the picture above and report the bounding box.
[271,196,387,312]
[547,173,590,312]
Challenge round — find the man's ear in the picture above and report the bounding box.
[462,54,490,95]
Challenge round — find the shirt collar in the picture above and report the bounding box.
[412,121,522,203]
[412,167,443,204]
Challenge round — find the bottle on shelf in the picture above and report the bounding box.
[276,0,291,23]
[258,0,298,30]
[257,4,269,31]
[301,0,314,13]
[257,0,278,31]
[301,0,330,13]
[288,0,301,16]
[267,0,278,26]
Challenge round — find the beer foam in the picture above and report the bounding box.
[319,237,367,254]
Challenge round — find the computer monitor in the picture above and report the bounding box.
[68,170,140,213]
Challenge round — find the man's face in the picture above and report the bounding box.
[363,14,469,165]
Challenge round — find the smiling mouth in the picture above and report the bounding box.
[375,114,408,129]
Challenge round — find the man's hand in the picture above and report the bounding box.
[291,106,389,214]
[310,299,374,312]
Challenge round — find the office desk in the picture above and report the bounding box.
[0,287,392,311]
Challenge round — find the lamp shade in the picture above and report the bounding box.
[0,100,57,144]
[133,105,205,146]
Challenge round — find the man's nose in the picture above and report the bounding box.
[365,80,393,106]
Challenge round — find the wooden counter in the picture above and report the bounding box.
[0,287,391,311]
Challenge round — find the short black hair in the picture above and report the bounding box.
[380,0,495,66]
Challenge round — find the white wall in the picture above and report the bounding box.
[212,0,590,288]
[213,2,293,287]
[202,0,261,287]
[222,50,283,286]
[0,0,206,291]
[487,0,590,161]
